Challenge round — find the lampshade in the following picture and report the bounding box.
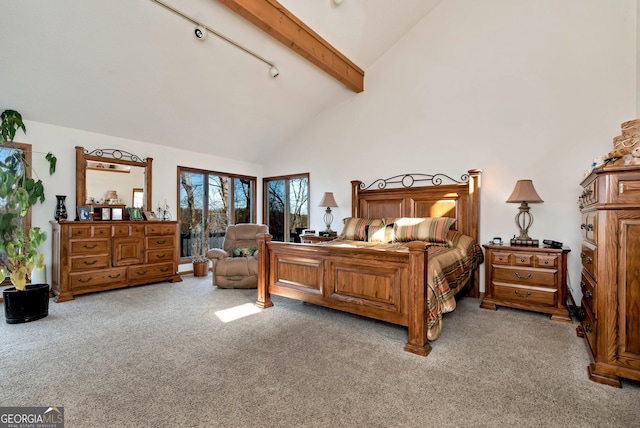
[506,180,544,203]
[319,192,338,208]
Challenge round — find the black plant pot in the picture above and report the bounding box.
[3,283,50,324]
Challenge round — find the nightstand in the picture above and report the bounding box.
[480,244,571,322]
[300,234,336,244]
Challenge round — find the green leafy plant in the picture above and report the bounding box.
[0,109,57,290]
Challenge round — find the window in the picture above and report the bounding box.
[178,167,256,261]
[0,142,32,286]
[264,174,309,242]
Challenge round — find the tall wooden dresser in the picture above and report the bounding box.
[577,165,640,387]
[51,220,182,302]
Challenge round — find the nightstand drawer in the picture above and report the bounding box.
[493,266,557,288]
[534,254,559,269]
[491,251,512,265]
[493,283,556,307]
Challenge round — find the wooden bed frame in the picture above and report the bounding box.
[256,169,482,356]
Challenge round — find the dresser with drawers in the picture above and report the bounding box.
[481,244,571,322]
[576,166,640,387]
[51,220,182,302]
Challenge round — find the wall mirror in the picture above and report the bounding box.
[75,146,152,215]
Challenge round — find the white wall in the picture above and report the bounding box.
[263,0,638,302]
[21,121,263,281]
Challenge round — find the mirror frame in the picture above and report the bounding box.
[75,146,152,212]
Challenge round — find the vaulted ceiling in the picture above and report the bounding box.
[1,0,443,164]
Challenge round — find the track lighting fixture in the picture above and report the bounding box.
[194,25,207,40]
[151,0,279,78]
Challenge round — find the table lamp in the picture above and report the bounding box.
[319,192,338,236]
[506,180,543,240]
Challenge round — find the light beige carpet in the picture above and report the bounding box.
[1,275,639,427]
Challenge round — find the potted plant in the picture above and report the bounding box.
[190,221,209,277]
[0,109,57,323]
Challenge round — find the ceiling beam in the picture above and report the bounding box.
[217,0,364,93]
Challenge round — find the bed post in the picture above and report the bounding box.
[467,169,482,298]
[404,241,432,357]
[351,180,362,217]
[255,233,274,309]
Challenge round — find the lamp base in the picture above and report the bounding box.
[510,238,539,247]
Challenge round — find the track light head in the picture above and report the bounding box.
[194,25,207,40]
[269,65,280,78]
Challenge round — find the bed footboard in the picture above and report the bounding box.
[255,233,432,356]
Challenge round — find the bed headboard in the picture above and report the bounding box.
[351,169,482,242]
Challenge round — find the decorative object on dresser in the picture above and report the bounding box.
[50,220,182,302]
[77,206,91,221]
[1,108,57,323]
[576,165,640,387]
[54,195,68,220]
[506,179,544,241]
[318,192,338,236]
[480,244,571,322]
[257,170,483,357]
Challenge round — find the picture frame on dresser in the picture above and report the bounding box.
[111,207,123,221]
[143,210,157,220]
[77,206,91,221]
[129,207,143,220]
[101,207,111,221]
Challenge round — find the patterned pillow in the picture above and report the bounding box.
[233,247,257,257]
[392,217,456,245]
[367,223,395,243]
[339,218,384,241]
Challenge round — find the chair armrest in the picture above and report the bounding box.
[206,248,229,260]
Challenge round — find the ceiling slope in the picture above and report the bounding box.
[0,0,443,164]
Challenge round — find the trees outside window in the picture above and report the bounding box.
[264,174,309,242]
[178,167,256,261]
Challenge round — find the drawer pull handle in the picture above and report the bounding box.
[83,260,98,265]
[156,253,166,258]
[514,272,532,279]
[156,240,167,244]
[580,280,586,290]
[585,257,592,264]
[520,258,525,262]
[83,243,98,249]
[585,290,592,298]
[580,223,587,230]
[78,277,93,283]
[578,308,586,319]
[587,224,594,231]
[160,267,170,272]
[136,270,148,276]
[544,260,549,265]
[584,323,592,333]
[108,273,121,279]
[514,290,531,298]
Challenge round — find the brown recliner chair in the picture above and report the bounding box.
[205,223,268,288]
